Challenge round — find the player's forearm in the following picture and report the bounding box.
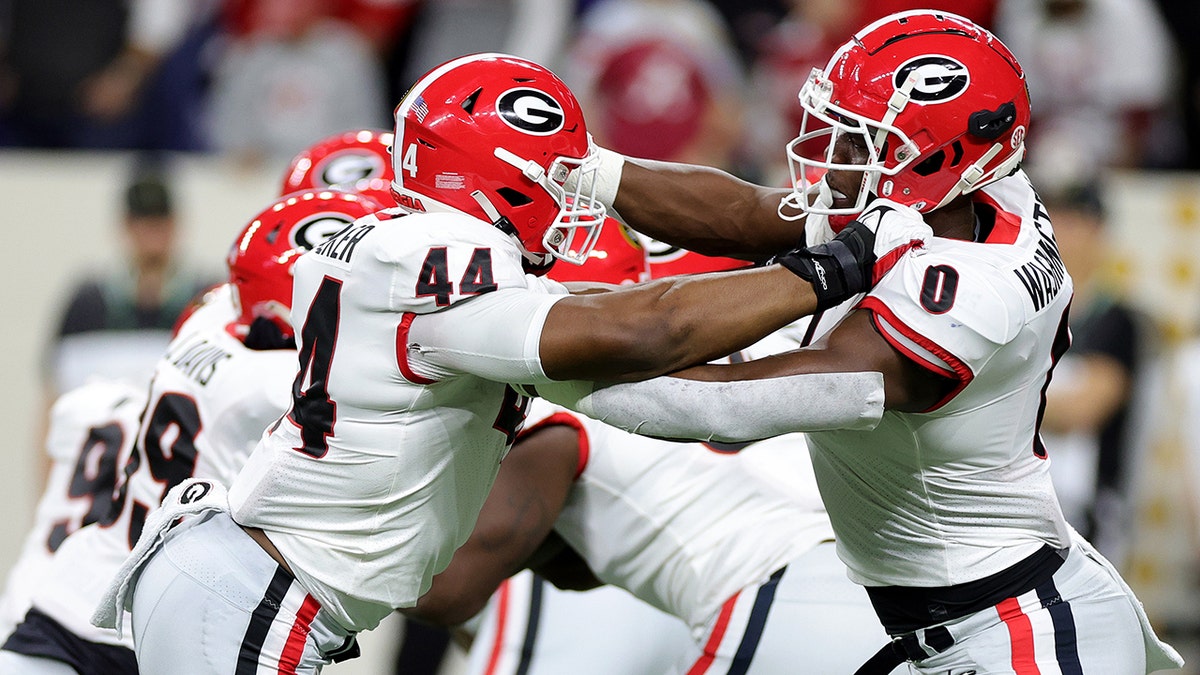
[542,265,817,382]
[614,160,802,258]
[534,370,885,442]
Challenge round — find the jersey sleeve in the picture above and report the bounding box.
[859,248,1027,407]
[404,287,567,384]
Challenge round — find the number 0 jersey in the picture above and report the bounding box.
[810,172,1074,588]
[228,210,570,632]
[31,285,298,647]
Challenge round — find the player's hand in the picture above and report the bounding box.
[774,199,931,309]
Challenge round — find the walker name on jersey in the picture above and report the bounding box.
[1013,200,1066,312]
[312,223,375,264]
[165,335,232,386]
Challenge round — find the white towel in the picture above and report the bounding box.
[91,478,230,637]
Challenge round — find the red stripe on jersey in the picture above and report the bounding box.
[872,239,925,285]
[973,192,1022,245]
[687,592,739,675]
[860,297,973,412]
[484,580,512,675]
[518,412,590,480]
[277,595,321,674]
[396,313,437,385]
[997,597,1042,675]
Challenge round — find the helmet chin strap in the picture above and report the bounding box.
[470,189,553,268]
[932,142,1006,211]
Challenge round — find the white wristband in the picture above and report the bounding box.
[567,146,625,211]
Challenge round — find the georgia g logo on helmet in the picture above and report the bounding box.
[496,88,565,136]
[318,152,387,188]
[894,55,969,103]
[291,213,357,251]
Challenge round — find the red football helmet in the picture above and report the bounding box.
[547,217,649,285]
[780,10,1030,220]
[227,189,382,343]
[280,129,396,206]
[391,53,607,271]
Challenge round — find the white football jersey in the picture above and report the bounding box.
[228,211,570,632]
[807,172,1074,588]
[30,285,298,646]
[537,398,834,632]
[0,379,145,639]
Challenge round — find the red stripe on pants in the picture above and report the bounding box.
[997,597,1041,675]
[277,595,321,674]
[484,580,512,675]
[687,592,740,675]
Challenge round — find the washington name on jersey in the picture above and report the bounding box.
[809,171,1074,589]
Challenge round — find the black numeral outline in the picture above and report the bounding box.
[288,276,342,458]
[46,422,126,552]
[920,265,960,314]
[416,247,497,305]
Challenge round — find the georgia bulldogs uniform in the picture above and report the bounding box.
[226,211,570,632]
[0,380,145,642]
[0,286,298,672]
[793,172,1180,673]
[468,394,894,675]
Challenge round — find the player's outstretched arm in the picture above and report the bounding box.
[613,158,802,259]
[540,201,931,383]
[536,310,957,442]
[403,424,581,627]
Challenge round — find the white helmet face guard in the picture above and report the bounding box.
[495,142,607,265]
[779,70,922,221]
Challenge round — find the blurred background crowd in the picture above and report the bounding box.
[4,0,1200,673]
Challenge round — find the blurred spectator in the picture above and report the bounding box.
[705,0,789,69]
[396,0,575,90]
[567,0,746,170]
[205,0,390,167]
[0,0,219,150]
[1153,0,1200,169]
[564,1,750,276]
[996,0,1176,189]
[42,162,217,400]
[1041,182,1152,567]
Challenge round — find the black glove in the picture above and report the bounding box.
[774,217,877,310]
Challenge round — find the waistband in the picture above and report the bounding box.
[865,544,1068,634]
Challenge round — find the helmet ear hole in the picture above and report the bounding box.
[496,187,533,207]
[461,88,482,114]
[914,150,946,177]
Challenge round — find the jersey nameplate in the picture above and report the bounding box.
[165,336,232,386]
[312,223,375,264]
[1014,200,1066,312]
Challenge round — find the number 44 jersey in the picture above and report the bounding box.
[28,284,298,647]
[228,209,571,633]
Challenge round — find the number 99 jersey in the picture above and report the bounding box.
[28,285,299,647]
[0,379,146,641]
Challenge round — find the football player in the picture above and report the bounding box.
[0,379,145,646]
[279,128,398,207]
[403,241,896,674]
[0,190,380,674]
[98,53,930,673]
[536,10,1183,674]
